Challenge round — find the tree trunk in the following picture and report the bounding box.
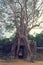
[16,32,32,60]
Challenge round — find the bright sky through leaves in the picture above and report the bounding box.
[0,0,43,38]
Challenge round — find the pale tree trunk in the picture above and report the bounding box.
[16,31,33,60]
[6,0,42,62]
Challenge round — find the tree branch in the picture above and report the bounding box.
[27,23,40,35]
[30,24,40,30]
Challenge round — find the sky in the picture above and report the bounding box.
[6,0,43,38]
[0,0,43,38]
[29,13,43,36]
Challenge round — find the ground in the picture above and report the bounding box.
[0,53,43,65]
[0,59,43,65]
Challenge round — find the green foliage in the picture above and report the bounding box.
[28,32,43,47]
[0,31,16,46]
[35,31,43,47]
[0,38,9,46]
[35,31,43,41]
[28,34,35,40]
[0,12,3,19]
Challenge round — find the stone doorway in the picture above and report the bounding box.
[18,45,25,59]
[15,45,26,59]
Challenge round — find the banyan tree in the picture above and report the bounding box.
[2,0,43,61]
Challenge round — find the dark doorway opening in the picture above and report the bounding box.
[18,45,25,59]
[15,45,27,59]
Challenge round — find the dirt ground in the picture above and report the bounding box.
[0,59,43,65]
[0,53,43,65]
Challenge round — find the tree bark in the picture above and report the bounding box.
[16,32,32,60]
